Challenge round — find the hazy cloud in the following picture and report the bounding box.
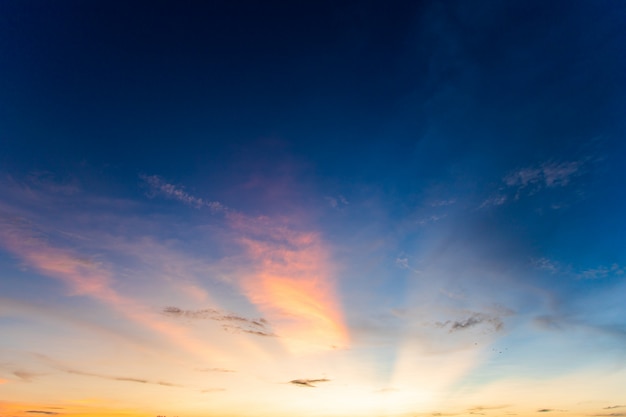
[26,412,59,415]
[162,306,276,336]
[288,378,330,387]
[13,370,42,382]
[65,368,182,387]
[504,161,582,189]
[430,198,456,207]
[532,258,624,280]
[437,312,504,333]
[196,367,236,373]
[201,388,226,393]
[604,406,626,410]
[479,194,507,209]
[325,195,348,209]
[482,160,584,209]
[395,255,420,274]
[140,174,226,212]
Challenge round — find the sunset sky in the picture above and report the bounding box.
[1,1,625,417]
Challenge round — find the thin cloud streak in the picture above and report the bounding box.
[288,378,331,387]
[140,174,226,212]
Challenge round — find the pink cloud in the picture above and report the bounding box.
[0,220,222,362]
[228,213,349,353]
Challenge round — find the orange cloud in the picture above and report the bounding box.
[230,214,348,353]
[0,378,7,384]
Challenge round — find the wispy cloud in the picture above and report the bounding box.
[201,388,226,393]
[13,370,43,382]
[604,406,626,410]
[65,368,182,387]
[325,195,349,209]
[162,306,276,337]
[140,174,226,212]
[396,255,421,274]
[481,160,584,209]
[0,216,225,362]
[196,367,236,373]
[504,161,582,189]
[479,194,507,209]
[436,311,506,333]
[26,412,59,415]
[532,257,624,280]
[430,198,456,207]
[288,378,330,387]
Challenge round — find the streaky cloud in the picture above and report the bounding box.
[288,378,330,387]
[140,174,226,212]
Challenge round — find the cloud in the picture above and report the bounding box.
[13,370,42,382]
[416,214,447,225]
[481,160,584,209]
[0,216,225,363]
[374,387,399,393]
[430,198,456,207]
[578,264,624,280]
[140,174,226,212]
[537,410,555,413]
[26,412,59,415]
[162,306,276,337]
[288,378,330,387]
[201,388,226,393]
[65,368,182,387]
[325,195,348,209]
[592,414,626,417]
[437,312,504,333]
[532,257,560,273]
[196,368,236,373]
[396,255,421,273]
[504,161,582,189]
[532,257,624,280]
[604,406,626,410]
[479,194,507,209]
[229,213,349,353]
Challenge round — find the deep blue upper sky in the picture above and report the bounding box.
[2,0,623,179]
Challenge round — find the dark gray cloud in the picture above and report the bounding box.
[163,306,276,337]
[592,414,626,417]
[65,369,182,387]
[437,312,504,333]
[288,378,330,387]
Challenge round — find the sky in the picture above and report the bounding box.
[0,1,625,416]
